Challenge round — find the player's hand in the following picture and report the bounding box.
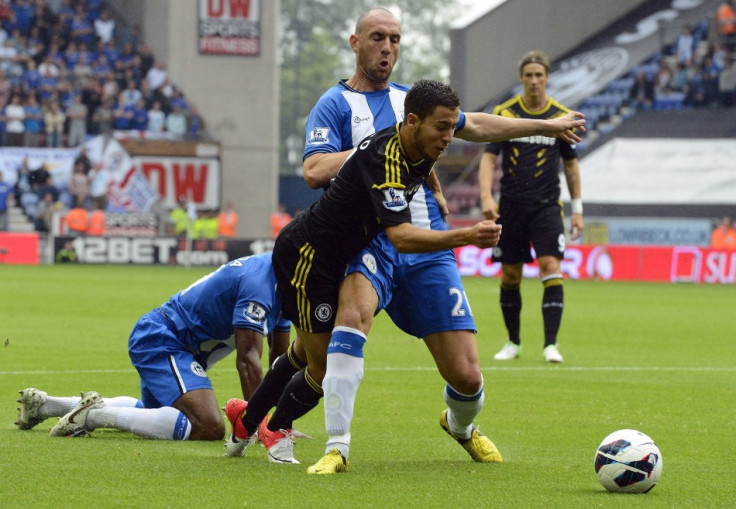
[470,220,502,248]
[544,111,586,144]
[570,213,584,241]
[481,196,500,221]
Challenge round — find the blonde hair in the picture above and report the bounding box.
[518,50,550,76]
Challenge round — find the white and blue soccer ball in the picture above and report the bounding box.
[594,429,663,493]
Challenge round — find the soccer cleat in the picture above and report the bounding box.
[440,409,503,463]
[543,344,564,363]
[223,398,254,457]
[307,448,350,474]
[493,341,521,360]
[258,415,299,464]
[15,388,48,430]
[49,391,104,437]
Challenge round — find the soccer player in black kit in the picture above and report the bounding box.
[479,51,584,364]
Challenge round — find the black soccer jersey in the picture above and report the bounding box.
[485,95,577,203]
[298,122,435,266]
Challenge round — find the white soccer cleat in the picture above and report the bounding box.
[258,416,300,464]
[543,344,564,363]
[49,391,104,437]
[493,342,521,360]
[15,388,48,430]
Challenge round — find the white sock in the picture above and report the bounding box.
[87,406,191,440]
[444,381,485,440]
[42,395,141,418]
[323,327,366,459]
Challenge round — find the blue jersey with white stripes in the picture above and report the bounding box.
[304,80,467,231]
[158,253,290,353]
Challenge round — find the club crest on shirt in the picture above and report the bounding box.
[308,127,330,145]
[315,303,333,322]
[190,361,207,378]
[382,188,408,211]
[243,302,266,324]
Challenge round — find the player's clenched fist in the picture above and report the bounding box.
[469,220,502,248]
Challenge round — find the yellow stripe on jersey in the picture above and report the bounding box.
[291,242,315,332]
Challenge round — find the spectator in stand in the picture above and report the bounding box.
[120,79,142,108]
[675,24,695,66]
[0,37,17,73]
[4,94,25,146]
[38,65,59,104]
[21,59,41,94]
[66,93,88,147]
[717,1,736,51]
[269,203,292,240]
[74,146,92,175]
[68,161,90,209]
[93,8,115,45]
[44,100,65,147]
[147,99,165,134]
[70,10,95,47]
[118,42,137,73]
[23,92,43,147]
[0,68,12,107]
[36,189,63,232]
[28,161,50,194]
[71,53,93,85]
[137,44,155,77]
[654,60,673,99]
[0,104,6,146]
[87,202,105,236]
[670,61,692,96]
[92,96,114,138]
[186,103,205,141]
[89,162,109,210]
[0,1,11,26]
[711,216,736,250]
[169,86,188,112]
[165,103,187,140]
[217,201,238,238]
[14,157,32,203]
[629,70,655,111]
[131,97,148,132]
[66,204,88,235]
[0,171,10,231]
[11,0,34,36]
[145,61,168,93]
[112,93,134,131]
[38,54,60,78]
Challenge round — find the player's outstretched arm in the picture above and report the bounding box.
[385,220,501,254]
[303,150,354,189]
[456,110,586,144]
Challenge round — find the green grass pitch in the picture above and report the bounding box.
[1,264,734,508]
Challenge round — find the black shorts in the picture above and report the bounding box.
[272,221,344,334]
[492,199,565,264]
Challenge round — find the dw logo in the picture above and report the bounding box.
[190,361,207,378]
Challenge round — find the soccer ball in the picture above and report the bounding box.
[594,429,662,493]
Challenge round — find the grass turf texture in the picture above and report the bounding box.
[1,264,734,508]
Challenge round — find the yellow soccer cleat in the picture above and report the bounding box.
[306,448,349,474]
[440,409,503,463]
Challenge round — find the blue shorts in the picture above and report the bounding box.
[128,310,213,408]
[347,232,477,339]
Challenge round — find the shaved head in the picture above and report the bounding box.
[355,7,400,35]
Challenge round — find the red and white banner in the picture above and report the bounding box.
[198,0,261,56]
[135,156,221,210]
[0,232,40,265]
[455,245,736,285]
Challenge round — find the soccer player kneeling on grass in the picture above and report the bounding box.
[14,253,291,441]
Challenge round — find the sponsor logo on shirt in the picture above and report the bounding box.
[308,127,330,145]
[382,188,408,211]
[243,302,266,323]
[353,115,371,124]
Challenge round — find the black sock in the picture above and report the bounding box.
[542,279,564,347]
[268,367,323,431]
[500,283,521,344]
[242,343,306,435]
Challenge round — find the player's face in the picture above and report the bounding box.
[411,106,459,162]
[354,13,401,85]
[521,62,548,100]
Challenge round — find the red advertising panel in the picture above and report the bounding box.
[199,0,261,56]
[0,233,40,265]
[454,245,736,284]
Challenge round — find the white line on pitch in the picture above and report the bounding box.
[2,366,735,376]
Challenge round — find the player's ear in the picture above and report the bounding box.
[406,112,419,128]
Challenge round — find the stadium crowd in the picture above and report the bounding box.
[0,0,207,147]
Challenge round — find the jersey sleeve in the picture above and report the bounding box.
[363,137,413,229]
[559,139,578,160]
[303,89,350,160]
